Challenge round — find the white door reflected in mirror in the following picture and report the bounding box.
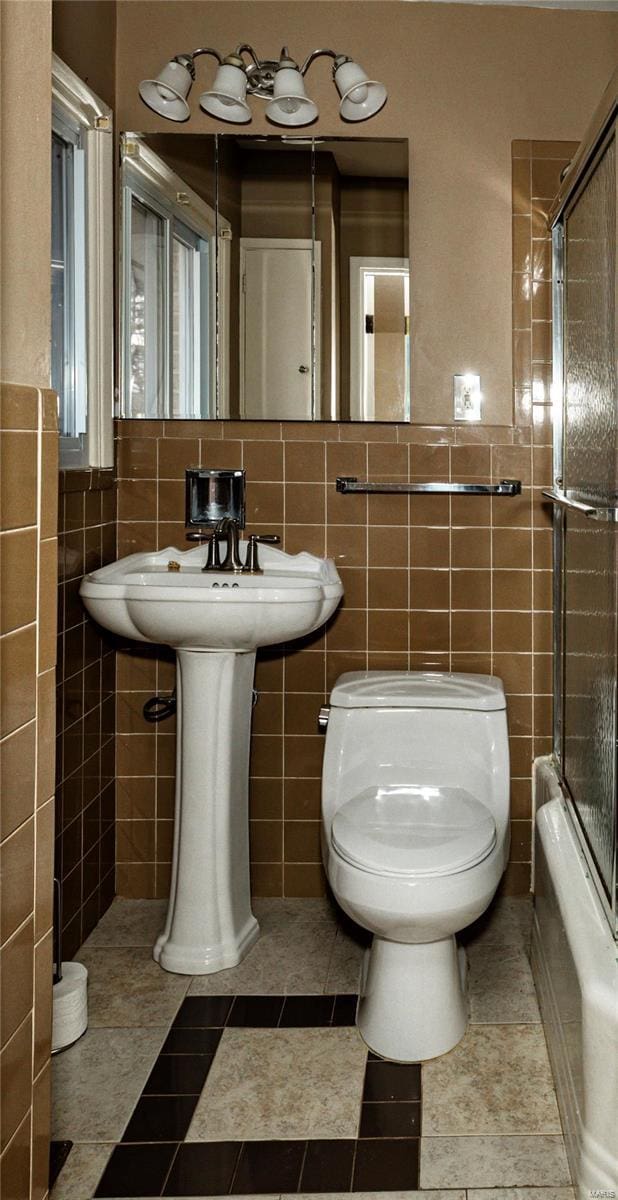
[350,257,410,421]
[239,237,321,419]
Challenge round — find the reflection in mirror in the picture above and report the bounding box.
[313,139,409,420]
[120,133,228,419]
[219,139,315,419]
[119,134,408,421]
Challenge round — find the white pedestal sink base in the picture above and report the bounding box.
[80,543,343,976]
[154,648,259,975]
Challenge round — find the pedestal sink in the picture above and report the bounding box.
[80,543,343,974]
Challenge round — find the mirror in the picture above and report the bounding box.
[119,134,409,421]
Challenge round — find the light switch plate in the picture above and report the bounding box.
[453,374,482,421]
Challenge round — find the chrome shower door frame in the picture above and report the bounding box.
[550,92,618,936]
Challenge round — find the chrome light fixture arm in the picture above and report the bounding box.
[299,47,339,75]
[190,48,223,68]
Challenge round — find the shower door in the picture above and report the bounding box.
[551,108,617,932]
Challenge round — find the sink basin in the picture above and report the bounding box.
[81,543,342,650]
[80,541,342,976]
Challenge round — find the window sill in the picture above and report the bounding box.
[59,467,115,494]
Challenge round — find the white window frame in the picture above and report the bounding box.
[120,135,230,419]
[52,54,114,469]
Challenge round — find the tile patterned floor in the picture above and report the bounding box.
[51,897,572,1199]
[94,992,421,1195]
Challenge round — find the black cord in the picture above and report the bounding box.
[143,691,177,723]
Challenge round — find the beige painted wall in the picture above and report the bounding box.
[0,0,52,387]
[53,0,116,109]
[115,0,617,425]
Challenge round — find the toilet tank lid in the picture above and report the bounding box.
[329,671,506,711]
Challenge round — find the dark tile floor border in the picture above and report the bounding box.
[84,994,422,1196]
[49,1140,73,1190]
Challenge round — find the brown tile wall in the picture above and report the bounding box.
[511,138,579,412]
[55,471,117,959]
[112,139,576,902]
[0,383,57,1199]
[113,419,549,901]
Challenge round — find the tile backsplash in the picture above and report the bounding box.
[0,383,57,1199]
[114,418,551,900]
[111,138,576,902]
[55,471,117,959]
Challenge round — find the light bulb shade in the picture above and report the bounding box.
[139,60,192,122]
[335,60,387,122]
[199,63,251,123]
[265,67,318,126]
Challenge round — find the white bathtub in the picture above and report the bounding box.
[532,758,617,1197]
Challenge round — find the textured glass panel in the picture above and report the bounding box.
[563,514,616,897]
[564,137,616,505]
[562,133,617,902]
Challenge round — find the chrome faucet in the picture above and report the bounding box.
[214,517,244,572]
[200,519,280,573]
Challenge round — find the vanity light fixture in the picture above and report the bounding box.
[139,44,387,126]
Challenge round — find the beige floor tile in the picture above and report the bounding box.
[419,1136,571,1188]
[325,923,367,992]
[77,946,191,1027]
[188,899,338,995]
[294,1194,466,1199]
[50,1143,112,1199]
[461,896,533,951]
[254,897,338,928]
[82,899,168,948]
[188,1026,367,1142]
[468,944,540,1023]
[422,1025,561,1135]
[52,1028,165,1142]
[467,1190,575,1200]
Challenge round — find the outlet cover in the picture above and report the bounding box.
[453,374,482,421]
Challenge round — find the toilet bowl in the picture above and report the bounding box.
[321,670,510,1062]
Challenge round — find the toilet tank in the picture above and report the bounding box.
[322,671,510,841]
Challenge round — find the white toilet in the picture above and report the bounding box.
[321,670,510,1062]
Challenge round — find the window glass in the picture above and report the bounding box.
[51,133,70,422]
[122,154,216,420]
[51,129,87,439]
[52,56,114,468]
[129,197,166,418]
[172,234,194,416]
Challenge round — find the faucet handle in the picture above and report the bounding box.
[242,534,280,575]
[201,530,222,572]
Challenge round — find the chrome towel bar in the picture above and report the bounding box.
[335,477,522,496]
[542,487,618,523]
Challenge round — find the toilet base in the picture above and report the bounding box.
[357,934,468,1062]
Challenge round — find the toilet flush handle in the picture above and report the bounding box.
[318,706,330,732]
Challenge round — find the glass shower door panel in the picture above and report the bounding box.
[562,132,617,901]
[563,515,616,897]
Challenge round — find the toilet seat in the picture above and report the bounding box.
[331,785,496,878]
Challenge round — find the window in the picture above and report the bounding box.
[121,137,226,419]
[51,55,114,468]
